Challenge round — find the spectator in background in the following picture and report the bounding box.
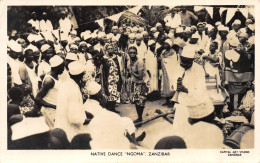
[40,12,54,32]
[179,8,198,27]
[28,12,40,32]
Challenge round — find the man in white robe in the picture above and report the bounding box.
[171,46,207,141]
[40,12,53,32]
[55,61,88,142]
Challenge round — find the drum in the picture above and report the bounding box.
[224,123,254,149]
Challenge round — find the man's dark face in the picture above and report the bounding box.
[129,48,137,59]
[56,63,65,75]
[136,39,142,46]
[34,50,40,61]
[197,25,204,33]
[45,51,54,62]
[61,13,66,19]
[180,56,194,70]
[25,50,34,61]
[93,55,103,67]
[165,26,171,33]
[219,31,228,39]
[32,13,37,20]
[209,28,217,38]
[43,14,47,20]
[80,45,88,52]
[181,9,186,13]
[157,26,163,33]
[107,46,114,55]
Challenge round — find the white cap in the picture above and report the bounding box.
[207,25,214,32]
[153,32,160,39]
[148,40,156,46]
[41,44,51,52]
[218,25,229,32]
[16,38,25,44]
[136,33,143,39]
[217,25,225,31]
[150,27,157,32]
[25,44,38,53]
[70,30,77,35]
[79,41,87,47]
[197,22,205,27]
[191,33,200,39]
[156,23,162,28]
[248,24,255,31]
[142,31,148,36]
[73,37,81,42]
[86,80,101,95]
[9,41,22,53]
[91,33,98,38]
[176,27,183,33]
[184,27,191,33]
[165,22,171,27]
[107,33,114,39]
[66,52,78,61]
[49,55,64,67]
[70,44,78,49]
[239,32,248,38]
[215,21,221,26]
[248,36,255,45]
[97,32,106,39]
[112,26,118,30]
[129,33,136,38]
[138,27,144,32]
[68,61,85,75]
[233,19,241,25]
[164,39,173,47]
[111,36,118,42]
[181,45,196,58]
[186,91,214,119]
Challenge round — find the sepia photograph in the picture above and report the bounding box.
[1,1,259,162]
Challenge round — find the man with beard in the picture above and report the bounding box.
[36,55,65,129]
[40,12,53,32]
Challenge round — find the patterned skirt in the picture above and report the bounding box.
[132,82,149,106]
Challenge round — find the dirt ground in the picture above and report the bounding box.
[116,99,176,149]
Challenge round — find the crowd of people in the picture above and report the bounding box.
[7,7,255,149]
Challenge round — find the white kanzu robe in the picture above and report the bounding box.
[55,78,88,142]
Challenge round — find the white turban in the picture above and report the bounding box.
[181,46,196,58]
[41,44,51,52]
[86,80,101,96]
[164,39,173,47]
[148,40,156,46]
[49,55,64,67]
[68,61,85,75]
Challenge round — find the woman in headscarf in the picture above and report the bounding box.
[128,46,149,124]
[160,39,178,106]
[102,44,122,113]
